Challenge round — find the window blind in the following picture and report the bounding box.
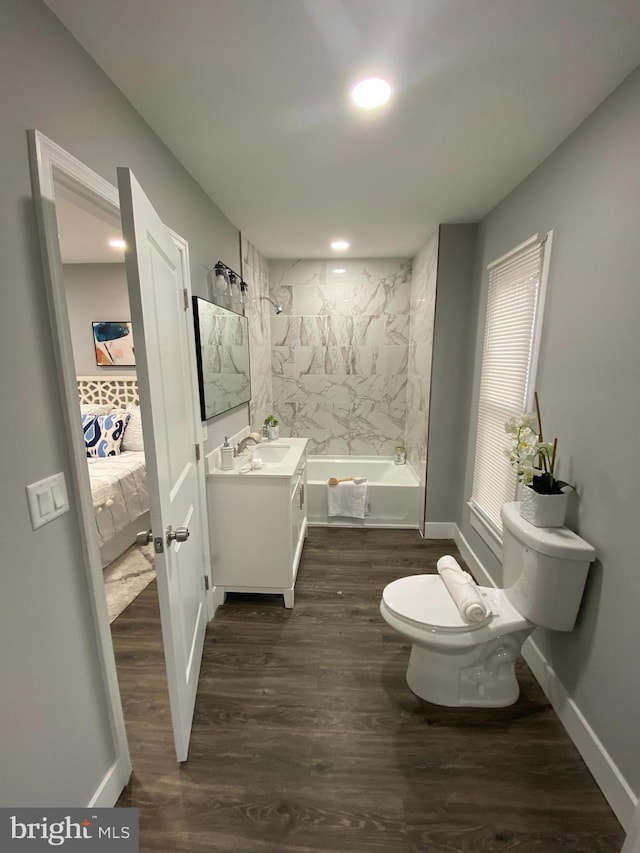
[470,237,547,535]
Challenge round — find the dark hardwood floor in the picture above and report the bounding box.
[114,527,624,852]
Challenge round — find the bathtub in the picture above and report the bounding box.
[306,456,422,529]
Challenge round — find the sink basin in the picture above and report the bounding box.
[254,444,290,464]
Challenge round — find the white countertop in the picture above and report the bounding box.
[206,437,308,480]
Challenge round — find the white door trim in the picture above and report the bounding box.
[27,130,131,803]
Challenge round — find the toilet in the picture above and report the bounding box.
[380,502,595,707]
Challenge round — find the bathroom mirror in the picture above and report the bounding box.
[192,296,251,420]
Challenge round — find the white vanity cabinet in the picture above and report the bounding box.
[206,439,308,608]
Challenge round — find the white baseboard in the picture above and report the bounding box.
[621,803,640,853]
[423,522,456,539]
[212,585,226,611]
[453,523,496,588]
[88,755,131,807]
[523,637,637,830]
[452,522,636,832]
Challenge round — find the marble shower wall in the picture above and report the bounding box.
[268,258,412,455]
[241,236,273,428]
[406,229,439,487]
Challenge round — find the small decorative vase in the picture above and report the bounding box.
[520,485,568,528]
[267,425,279,441]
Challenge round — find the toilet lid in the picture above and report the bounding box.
[382,574,492,633]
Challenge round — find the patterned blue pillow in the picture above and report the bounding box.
[82,411,130,457]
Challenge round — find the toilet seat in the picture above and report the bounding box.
[382,574,494,633]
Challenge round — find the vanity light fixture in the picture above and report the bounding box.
[109,239,126,249]
[350,77,392,110]
[204,260,251,311]
[330,240,350,251]
[332,268,346,274]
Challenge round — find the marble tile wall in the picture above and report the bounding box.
[268,258,412,455]
[406,229,440,488]
[241,236,273,429]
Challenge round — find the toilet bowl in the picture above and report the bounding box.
[380,502,595,708]
[380,576,535,706]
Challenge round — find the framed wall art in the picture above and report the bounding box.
[92,321,135,367]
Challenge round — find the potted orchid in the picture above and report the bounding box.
[263,414,279,441]
[505,393,570,527]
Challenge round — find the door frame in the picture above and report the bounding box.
[27,129,212,804]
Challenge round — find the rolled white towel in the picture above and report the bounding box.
[436,555,490,625]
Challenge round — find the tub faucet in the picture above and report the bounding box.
[235,435,258,456]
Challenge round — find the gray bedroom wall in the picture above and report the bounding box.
[458,65,640,803]
[424,224,477,524]
[63,263,135,377]
[0,0,247,806]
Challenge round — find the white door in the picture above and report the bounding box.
[117,167,207,762]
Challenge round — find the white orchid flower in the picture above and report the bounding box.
[504,417,520,436]
[504,400,563,491]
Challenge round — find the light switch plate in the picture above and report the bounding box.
[26,472,69,530]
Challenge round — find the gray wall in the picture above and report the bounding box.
[425,225,477,524]
[63,263,134,376]
[458,66,640,798]
[0,0,247,805]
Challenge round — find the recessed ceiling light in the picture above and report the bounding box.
[109,239,126,249]
[332,268,346,274]
[330,240,350,251]
[350,77,392,110]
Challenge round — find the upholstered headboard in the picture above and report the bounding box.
[77,375,139,408]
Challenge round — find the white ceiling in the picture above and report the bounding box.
[45,0,640,259]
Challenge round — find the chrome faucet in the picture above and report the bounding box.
[235,435,258,456]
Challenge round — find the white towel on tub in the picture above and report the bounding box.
[436,555,490,625]
[327,479,368,518]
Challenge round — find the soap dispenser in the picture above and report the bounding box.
[220,436,235,470]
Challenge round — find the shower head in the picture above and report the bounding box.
[260,296,284,315]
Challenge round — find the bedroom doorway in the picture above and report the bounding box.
[53,180,155,622]
[29,130,212,792]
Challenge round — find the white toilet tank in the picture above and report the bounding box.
[501,502,596,631]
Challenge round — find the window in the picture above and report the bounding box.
[469,233,551,544]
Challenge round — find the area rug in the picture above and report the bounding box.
[104,543,155,623]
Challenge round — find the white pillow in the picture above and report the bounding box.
[80,403,113,416]
[121,406,145,452]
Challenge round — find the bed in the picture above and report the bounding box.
[78,376,151,567]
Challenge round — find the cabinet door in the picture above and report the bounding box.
[290,476,304,575]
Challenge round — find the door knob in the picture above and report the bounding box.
[136,529,153,546]
[166,525,190,546]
